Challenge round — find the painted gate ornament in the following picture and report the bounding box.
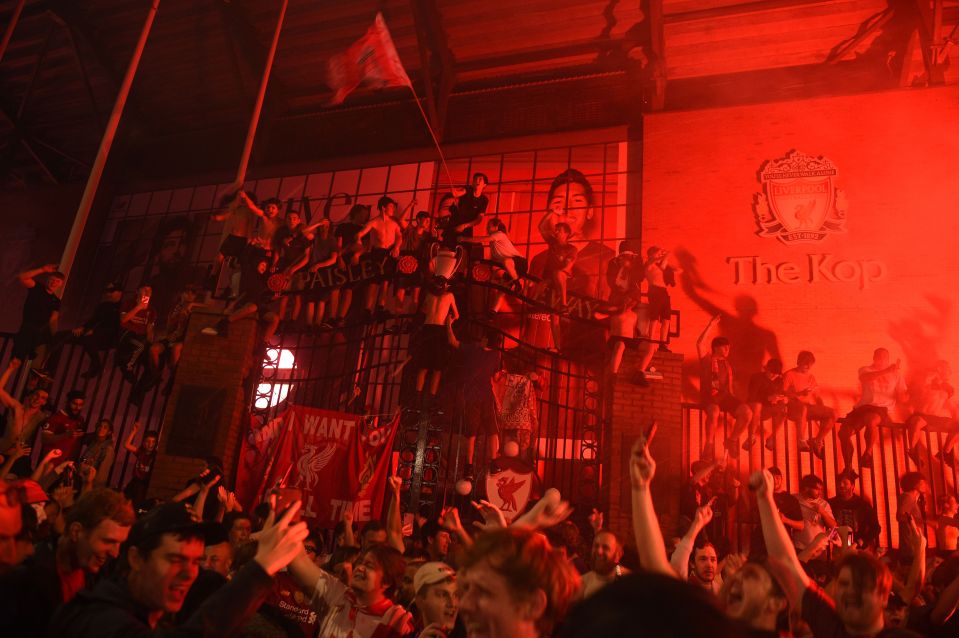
[753,150,848,244]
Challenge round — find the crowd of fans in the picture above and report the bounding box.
[2,424,958,637]
[2,169,959,637]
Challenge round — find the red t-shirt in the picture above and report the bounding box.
[265,571,320,637]
[120,301,157,336]
[41,411,86,461]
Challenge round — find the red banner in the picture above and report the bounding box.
[326,12,411,105]
[236,405,400,527]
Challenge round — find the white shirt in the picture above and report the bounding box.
[489,231,522,261]
[310,571,391,638]
[857,365,906,409]
[796,496,834,550]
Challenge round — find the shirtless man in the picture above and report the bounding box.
[906,360,956,468]
[411,277,459,410]
[0,359,50,477]
[356,197,403,316]
[210,190,257,295]
[634,247,681,379]
[607,293,642,381]
[783,351,836,460]
[838,348,907,472]
[252,197,284,260]
[643,247,680,350]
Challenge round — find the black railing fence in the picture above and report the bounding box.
[683,404,958,551]
[0,333,172,490]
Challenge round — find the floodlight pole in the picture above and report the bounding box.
[234,0,288,186]
[0,0,26,63]
[59,0,161,283]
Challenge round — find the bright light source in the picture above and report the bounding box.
[257,348,296,408]
[255,383,291,409]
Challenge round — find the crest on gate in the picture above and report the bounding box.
[753,150,847,244]
[484,462,535,523]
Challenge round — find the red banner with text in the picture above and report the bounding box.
[235,405,400,527]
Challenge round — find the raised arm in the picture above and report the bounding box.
[440,505,472,548]
[341,508,357,548]
[696,315,721,359]
[751,469,810,610]
[0,361,24,412]
[385,475,405,554]
[629,425,677,577]
[931,567,959,625]
[239,191,265,218]
[123,421,141,454]
[18,264,58,288]
[670,498,715,580]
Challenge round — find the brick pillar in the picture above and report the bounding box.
[148,310,258,498]
[605,349,684,548]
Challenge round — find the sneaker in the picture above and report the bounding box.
[764,437,775,452]
[200,326,220,336]
[860,451,874,469]
[811,440,826,460]
[798,439,811,452]
[630,371,649,387]
[742,437,756,451]
[907,446,924,468]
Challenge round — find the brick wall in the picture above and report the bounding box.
[605,349,685,550]
[148,310,258,498]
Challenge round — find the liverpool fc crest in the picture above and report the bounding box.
[753,150,847,244]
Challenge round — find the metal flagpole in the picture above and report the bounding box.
[234,0,288,186]
[59,0,161,283]
[0,0,26,63]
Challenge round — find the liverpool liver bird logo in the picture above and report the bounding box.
[295,443,336,490]
[496,476,527,512]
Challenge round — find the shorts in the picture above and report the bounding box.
[496,256,528,277]
[911,413,957,430]
[465,399,498,436]
[704,392,744,415]
[608,335,642,350]
[755,402,787,420]
[219,234,248,259]
[647,285,671,322]
[843,405,891,431]
[787,401,835,423]
[12,325,49,360]
[413,324,450,371]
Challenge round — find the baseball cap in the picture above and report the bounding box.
[413,561,456,595]
[128,502,220,546]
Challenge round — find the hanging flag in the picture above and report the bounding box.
[326,12,411,105]
[236,405,401,527]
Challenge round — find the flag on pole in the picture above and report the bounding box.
[326,12,411,105]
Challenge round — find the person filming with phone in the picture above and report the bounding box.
[116,286,157,384]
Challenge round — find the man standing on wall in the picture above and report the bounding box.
[11,264,64,369]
